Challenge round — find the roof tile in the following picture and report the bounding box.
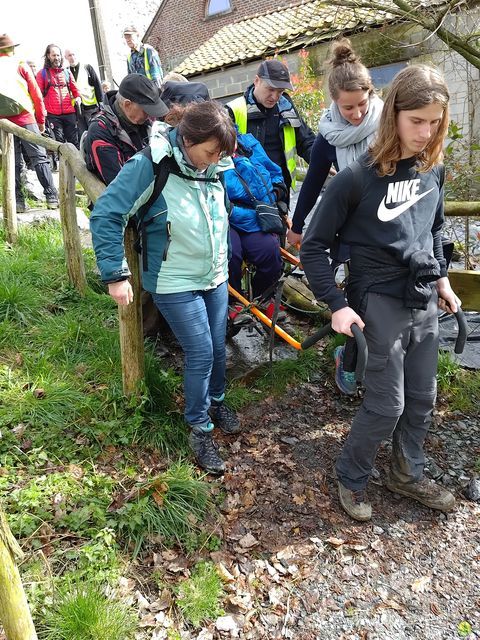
[175,0,397,75]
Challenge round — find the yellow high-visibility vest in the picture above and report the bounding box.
[127,46,152,80]
[76,64,98,107]
[227,95,297,188]
[0,57,34,117]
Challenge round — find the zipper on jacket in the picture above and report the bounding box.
[162,220,171,261]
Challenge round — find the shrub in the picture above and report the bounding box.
[42,581,137,640]
[176,561,224,628]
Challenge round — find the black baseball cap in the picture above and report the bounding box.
[257,60,293,90]
[119,74,169,118]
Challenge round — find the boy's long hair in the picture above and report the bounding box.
[369,65,450,176]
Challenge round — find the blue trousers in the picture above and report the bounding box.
[151,281,228,428]
[229,228,282,299]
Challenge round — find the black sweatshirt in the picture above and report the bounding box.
[300,154,447,313]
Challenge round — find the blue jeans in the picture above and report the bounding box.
[151,281,228,429]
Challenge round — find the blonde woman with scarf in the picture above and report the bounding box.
[288,39,383,396]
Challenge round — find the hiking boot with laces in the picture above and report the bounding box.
[334,345,357,396]
[189,426,225,475]
[337,481,372,521]
[209,402,241,435]
[46,196,59,210]
[386,474,455,512]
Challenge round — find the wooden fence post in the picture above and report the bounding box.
[58,153,87,295]
[0,509,37,639]
[119,226,144,395]
[1,130,17,244]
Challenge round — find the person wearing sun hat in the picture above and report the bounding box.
[83,73,169,186]
[0,33,59,212]
[227,59,315,194]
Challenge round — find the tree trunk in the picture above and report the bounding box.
[0,510,37,640]
[118,226,145,395]
[58,155,87,295]
[1,130,17,244]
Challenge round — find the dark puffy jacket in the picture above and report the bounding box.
[36,67,80,116]
[224,133,285,233]
[83,91,150,185]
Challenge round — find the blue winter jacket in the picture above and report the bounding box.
[223,133,284,233]
[90,123,232,294]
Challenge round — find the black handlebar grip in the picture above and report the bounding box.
[454,308,467,354]
[351,324,368,383]
[300,322,332,350]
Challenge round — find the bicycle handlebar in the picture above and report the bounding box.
[453,308,467,354]
[301,322,368,383]
[300,308,467,382]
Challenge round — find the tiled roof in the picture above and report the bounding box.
[174,0,397,76]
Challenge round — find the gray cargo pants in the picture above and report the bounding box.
[336,291,439,491]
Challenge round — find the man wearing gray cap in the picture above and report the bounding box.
[83,73,169,185]
[227,59,315,193]
[124,26,163,88]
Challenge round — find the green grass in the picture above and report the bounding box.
[1,464,114,542]
[437,351,480,414]
[114,461,214,555]
[175,561,224,628]
[255,347,324,394]
[42,580,137,640]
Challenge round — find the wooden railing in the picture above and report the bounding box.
[0,119,144,399]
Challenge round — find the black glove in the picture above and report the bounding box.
[277,200,289,217]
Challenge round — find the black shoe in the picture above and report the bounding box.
[16,201,28,213]
[209,402,241,435]
[46,197,59,210]
[189,427,225,475]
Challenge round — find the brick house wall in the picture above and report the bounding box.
[146,0,294,71]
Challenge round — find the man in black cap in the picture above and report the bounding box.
[83,74,169,185]
[227,59,315,194]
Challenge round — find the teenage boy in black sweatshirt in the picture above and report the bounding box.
[301,65,460,522]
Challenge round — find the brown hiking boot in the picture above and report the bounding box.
[385,475,455,512]
[337,481,372,521]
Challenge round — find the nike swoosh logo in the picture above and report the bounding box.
[377,187,434,222]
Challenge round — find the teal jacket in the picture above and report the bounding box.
[90,123,231,294]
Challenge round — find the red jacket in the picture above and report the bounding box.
[36,67,80,116]
[0,55,46,127]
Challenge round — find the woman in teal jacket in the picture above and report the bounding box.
[90,101,238,475]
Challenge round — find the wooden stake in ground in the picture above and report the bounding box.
[0,508,37,639]
[0,130,18,244]
[58,152,87,295]
[118,225,145,395]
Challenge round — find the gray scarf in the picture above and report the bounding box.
[319,94,383,169]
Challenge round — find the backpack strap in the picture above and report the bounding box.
[135,147,221,271]
[135,147,172,271]
[41,67,73,99]
[41,68,53,98]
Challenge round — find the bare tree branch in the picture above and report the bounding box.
[327,0,480,69]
